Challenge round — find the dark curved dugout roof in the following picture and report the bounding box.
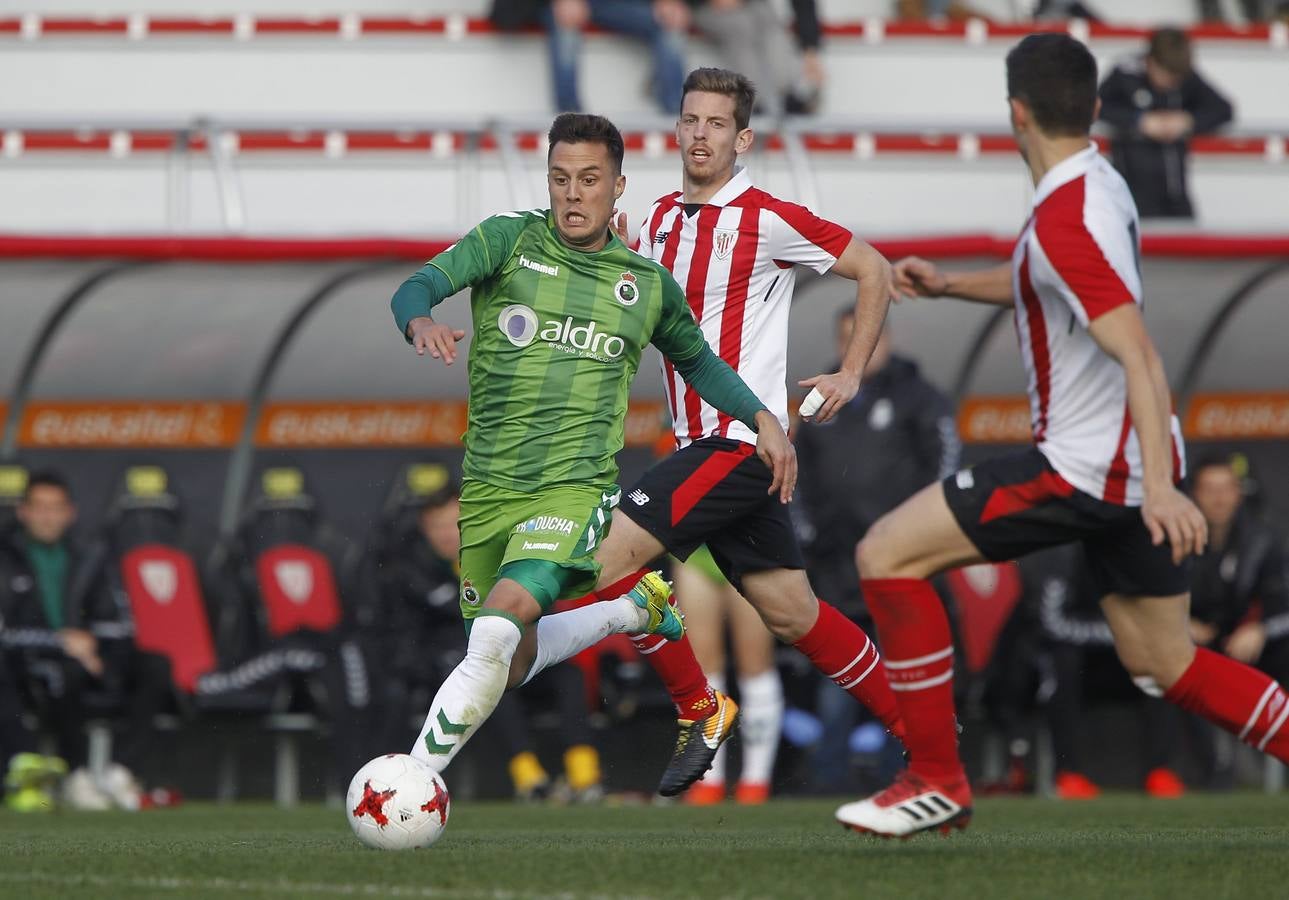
[2,253,1283,417]
[27,263,353,400]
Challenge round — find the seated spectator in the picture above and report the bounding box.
[692,0,824,116]
[491,0,689,114]
[0,471,110,809]
[1098,28,1234,219]
[369,468,604,802]
[1188,454,1289,706]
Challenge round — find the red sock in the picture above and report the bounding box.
[1164,647,1289,763]
[862,578,964,783]
[793,600,903,737]
[606,567,717,721]
[632,633,718,721]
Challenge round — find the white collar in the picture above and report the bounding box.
[1032,143,1099,208]
[690,166,754,207]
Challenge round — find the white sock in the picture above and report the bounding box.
[737,670,784,786]
[410,614,522,771]
[521,596,648,686]
[695,673,728,787]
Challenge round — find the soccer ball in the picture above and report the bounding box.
[346,754,450,850]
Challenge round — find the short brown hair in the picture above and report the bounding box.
[1005,33,1098,138]
[547,113,625,174]
[682,68,756,130]
[1148,28,1192,78]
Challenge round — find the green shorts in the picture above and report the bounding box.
[680,544,728,585]
[457,479,619,625]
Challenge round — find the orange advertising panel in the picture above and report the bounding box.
[255,400,671,448]
[18,401,244,448]
[957,396,1032,445]
[255,401,467,448]
[1184,392,1289,440]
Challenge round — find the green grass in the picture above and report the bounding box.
[2,794,1288,899]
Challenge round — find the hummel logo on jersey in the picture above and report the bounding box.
[653,231,669,244]
[628,489,650,506]
[518,254,559,277]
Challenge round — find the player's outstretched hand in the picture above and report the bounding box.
[1141,485,1208,565]
[754,410,797,503]
[408,316,466,366]
[893,256,948,301]
[797,369,860,424]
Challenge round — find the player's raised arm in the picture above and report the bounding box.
[799,239,892,423]
[1088,305,1207,563]
[893,257,1014,307]
[651,276,796,503]
[390,214,528,365]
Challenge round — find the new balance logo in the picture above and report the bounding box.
[519,254,559,277]
[653,231,670,244]
[628,489,650,506]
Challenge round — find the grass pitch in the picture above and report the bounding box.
[1,794,1287,900]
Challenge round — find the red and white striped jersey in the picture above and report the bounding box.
[1012,144,1184,506]
[636,168,852,448]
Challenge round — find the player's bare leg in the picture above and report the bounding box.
[738,567,903,738]
[837,481,986,838]
[726,585,781,804]
[1103,592,1289,762]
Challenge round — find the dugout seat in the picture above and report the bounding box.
[104,465,218,697]
[0,465,26,535]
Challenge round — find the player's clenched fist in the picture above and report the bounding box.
[754,410,797,504]
[892,256,949,301]
[407,316,466,365]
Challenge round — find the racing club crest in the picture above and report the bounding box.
[614,272,639,306]
[461,579,481,606]
[712,228,738,261]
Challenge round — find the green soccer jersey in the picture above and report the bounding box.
[404,210,720,492]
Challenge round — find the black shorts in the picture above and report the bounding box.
[620,437,805,588]
[943,447,1191,598]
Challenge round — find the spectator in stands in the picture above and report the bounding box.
[491,0,689,114]
[1188,454,1289,691]
[692,0,824,115]
[0,471,110,809]
[794,314,958,792]
[373,477,604,802]
[1099,28,1234,219]
[1198,0,1265,23]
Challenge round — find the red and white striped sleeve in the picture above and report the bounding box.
[764,198,852,274]
[1034,178,1139,326]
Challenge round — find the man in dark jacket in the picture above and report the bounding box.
[794,312,958,791]
[1188,455,1289,682]
[1098,28,1234,219]
[795,313,959,621]
[0,471,113,808]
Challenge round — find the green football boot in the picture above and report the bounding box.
[628,571,685,641]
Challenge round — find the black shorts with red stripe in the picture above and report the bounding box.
[943,447,1191,598]
[619,436,805,588]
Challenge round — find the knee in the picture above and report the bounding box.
[484,582,540,624]
[1116,643,1195,695]
[855,520,898,580]
[757,595,816,644]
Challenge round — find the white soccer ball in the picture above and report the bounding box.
[346,754,451,850]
